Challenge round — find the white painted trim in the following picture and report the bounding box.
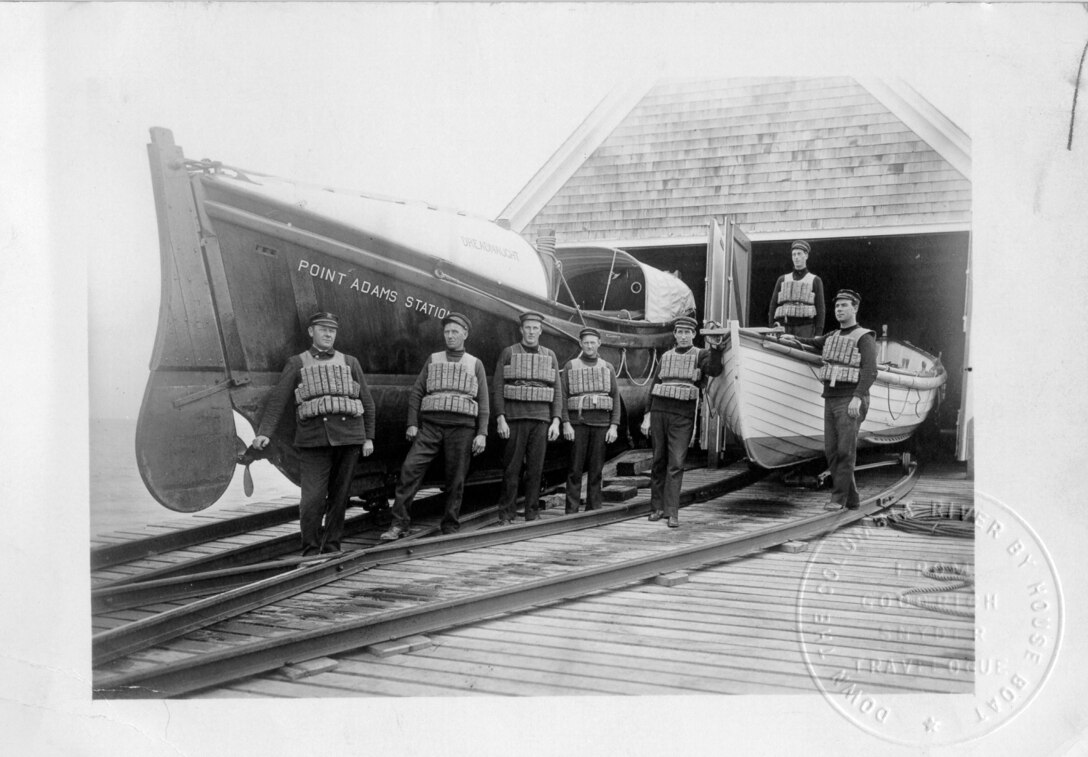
[556,223,971,250]
[500,77,658,233]
[858,77,971,181]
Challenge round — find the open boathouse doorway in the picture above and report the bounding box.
[626,228,970,461]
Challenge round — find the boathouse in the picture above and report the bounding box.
[500,77,972,459]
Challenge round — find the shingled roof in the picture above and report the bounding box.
[503,77,971,246]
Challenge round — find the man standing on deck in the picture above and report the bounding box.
[560,327,621,514]
[493,311,563,524]
[253,312,376,556]
[640,317,724,528]
[767,240,826,337]
[781,289,877,510]
[380,313,489,539]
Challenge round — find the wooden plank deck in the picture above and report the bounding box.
[180,463,972,697]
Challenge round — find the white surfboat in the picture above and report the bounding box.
[705,321,947,469]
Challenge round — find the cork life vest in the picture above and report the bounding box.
[502,344,557,403]
[774,272,818,320]
[818,328,874,387]
[420,351,480,417]
[566,357,614,416]
[295,350,365,420]
[651,349,702,402]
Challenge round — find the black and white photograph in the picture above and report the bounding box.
[4,3,1088,755]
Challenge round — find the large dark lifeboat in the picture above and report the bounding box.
[137,128,698,512]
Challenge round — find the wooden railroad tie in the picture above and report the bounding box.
[616,457,653,476]
[279,657,339,680]
[653,571,690,587]
[601,484,638,502]
[367,635,435,658]
[604,476,651,489]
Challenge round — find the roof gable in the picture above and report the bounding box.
[505,77,971,245]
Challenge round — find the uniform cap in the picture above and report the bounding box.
[834,289,861,306]
[673,316,698,331]
[519,311,545,325]
[578,327,601,340]
[308,311,339,328]
[791,240,811,254]
[442,312,472,331]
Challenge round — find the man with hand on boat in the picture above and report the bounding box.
[561,327,621,514]
[381,313,489,540]
[768,240,825,337]
[779,289,877,510]
[493,311,564,524]
[640,316,724,528]
[252,311,376,556]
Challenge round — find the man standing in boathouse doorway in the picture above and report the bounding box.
[768,239,826,338]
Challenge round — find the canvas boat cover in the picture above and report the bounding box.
[554,245,696,324]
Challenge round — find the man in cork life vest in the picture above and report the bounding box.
[493,311,563,524]
[782,289,877,510]
[380,313,489,540]
[560,327,621,514]
[253,312,376,556]
[767,240,826,337]
[639,316,724,528]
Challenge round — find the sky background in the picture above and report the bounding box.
[6,3,1088,756]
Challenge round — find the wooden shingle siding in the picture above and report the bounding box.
[521,77,971,243]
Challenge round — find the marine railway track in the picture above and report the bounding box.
[92,454,918,699]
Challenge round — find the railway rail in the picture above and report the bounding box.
[93,457,916,698]
[91,464,757,663]
[91,502,502,613]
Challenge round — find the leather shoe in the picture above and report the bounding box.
[823,502,844,511]
[380,525,407,541]
[648,512,663,522]
[667,517,679,528]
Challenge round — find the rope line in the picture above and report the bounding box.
[898,563,975,618]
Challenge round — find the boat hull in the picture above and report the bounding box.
[707,323,945,469]
[137,130,671,511]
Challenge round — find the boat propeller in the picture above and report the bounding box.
[234,438,270,497]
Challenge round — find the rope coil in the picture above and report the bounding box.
[898,563,975,618]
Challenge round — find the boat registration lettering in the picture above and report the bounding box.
[460,236,519,261]
[297,259,449,320]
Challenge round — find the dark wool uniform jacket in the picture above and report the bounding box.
[559,356,622,428]
[767,268,826,334]
[492,343,563,423]
[405,349,490,436]
[258,351,377,448]
[797,325,878,400]
[647,345,724,419]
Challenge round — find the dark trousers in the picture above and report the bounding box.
[650,411,694,518]
[784,321,818,338]
[565,424,607,513]
[498,419,548,521]
[824,395,869,508]
[298,445,361,554]
[391,421,474,533]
